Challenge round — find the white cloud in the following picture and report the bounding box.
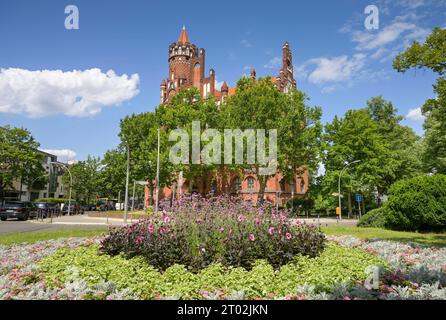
[40,149,77,162]
[406,108,426,121]
[264,57,281,69]
[214,78,225,91]
[0,68,139,118]
[299,54,367,84]
[353,22,416,51]
[398,0,425,9]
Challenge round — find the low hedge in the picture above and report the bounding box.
[358,207,389,229]
[38,243,386,299]
[385,175,446,232]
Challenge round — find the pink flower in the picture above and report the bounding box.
[219,227,225,234]
[271,213,277,220]
[163,216,171,224]
[285,233,292,240]
[238,214,245,222]
[255,217,261,226]
[148,224,154,234]
[249,234,256,241]
[268,227,275,235]
[280,214,286,221]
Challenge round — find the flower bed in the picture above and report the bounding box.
[1,234,445,300]
[100,196,326,271]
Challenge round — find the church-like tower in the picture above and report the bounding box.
[160,26,217,104]
[160,27,297,104]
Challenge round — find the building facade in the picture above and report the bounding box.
[160,26,297,104]
[3,150,67,202]
[148,27,308,207]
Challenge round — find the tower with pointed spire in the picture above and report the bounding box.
[160,27,296,104]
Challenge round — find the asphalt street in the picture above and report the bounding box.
[0,219,108,235]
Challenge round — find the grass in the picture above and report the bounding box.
[0,228,107,246]
[322,225,446,247]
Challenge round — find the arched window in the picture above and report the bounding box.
[247,177,255,192]
[290,180,295,193]
[300,180,305,193]
[234,177,241,192]
[280,180,286,192]
[194,63,200,69]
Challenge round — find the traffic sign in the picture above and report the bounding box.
[355,194,363,202]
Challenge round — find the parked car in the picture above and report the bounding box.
[81,205,95,212]
[62,202,83,215]
[34,202,61,218]
[0,201,38,221]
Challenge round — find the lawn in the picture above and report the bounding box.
[0,228,107,246]
[322,225,446,247]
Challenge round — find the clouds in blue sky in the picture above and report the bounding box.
[0,68,139,118]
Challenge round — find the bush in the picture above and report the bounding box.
[384,175,446,232]
[358,207,390,228]
[100,196,326,272]
[34,198,74,204]
[38,243,385,299]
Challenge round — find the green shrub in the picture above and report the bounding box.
[385,175,446,232]
[358,207,390,228]
[38,243,386,299]
[34,198,74,204]
[100,196,326,272]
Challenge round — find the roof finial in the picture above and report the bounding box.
[178,26,190,44]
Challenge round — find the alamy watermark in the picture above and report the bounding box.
[65,5,79,30]
[169,121,277,176]
[364,5,379,30]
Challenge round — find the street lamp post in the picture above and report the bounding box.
[155,128,161,215]
[338,160,361,221]
[50,162,72,217]
[124,144,130,224]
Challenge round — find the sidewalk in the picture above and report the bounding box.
[30,214,357,227]
[294,217,358,227]
[30,214,140,226]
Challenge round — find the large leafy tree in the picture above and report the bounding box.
[225,77,322,204]
[0,126,45,200]
[96,148,127,199]
[62,156,101,204]
[323,109,392,211]
[393,27,446,173]
[366,96,423,189]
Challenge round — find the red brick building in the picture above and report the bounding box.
[146,27,308,207]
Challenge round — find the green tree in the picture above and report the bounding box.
[97,148,127,199]
[323,109,392,212]
[393,27,446,173]
[366,96,423,191]
[0,126,45,201]
[225,77,322,204]
[62,156,101,204]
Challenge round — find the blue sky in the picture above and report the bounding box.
[1,0,445,162]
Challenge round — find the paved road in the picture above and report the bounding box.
[0,220,108,235]
[0,214,357,235]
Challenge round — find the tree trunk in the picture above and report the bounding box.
[362,195,366,217]
[257,175,267,206]
[347,192,352,219]
[149,181,154,206]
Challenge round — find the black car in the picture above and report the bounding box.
[34,202,61,218]
[0,201,38,221]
